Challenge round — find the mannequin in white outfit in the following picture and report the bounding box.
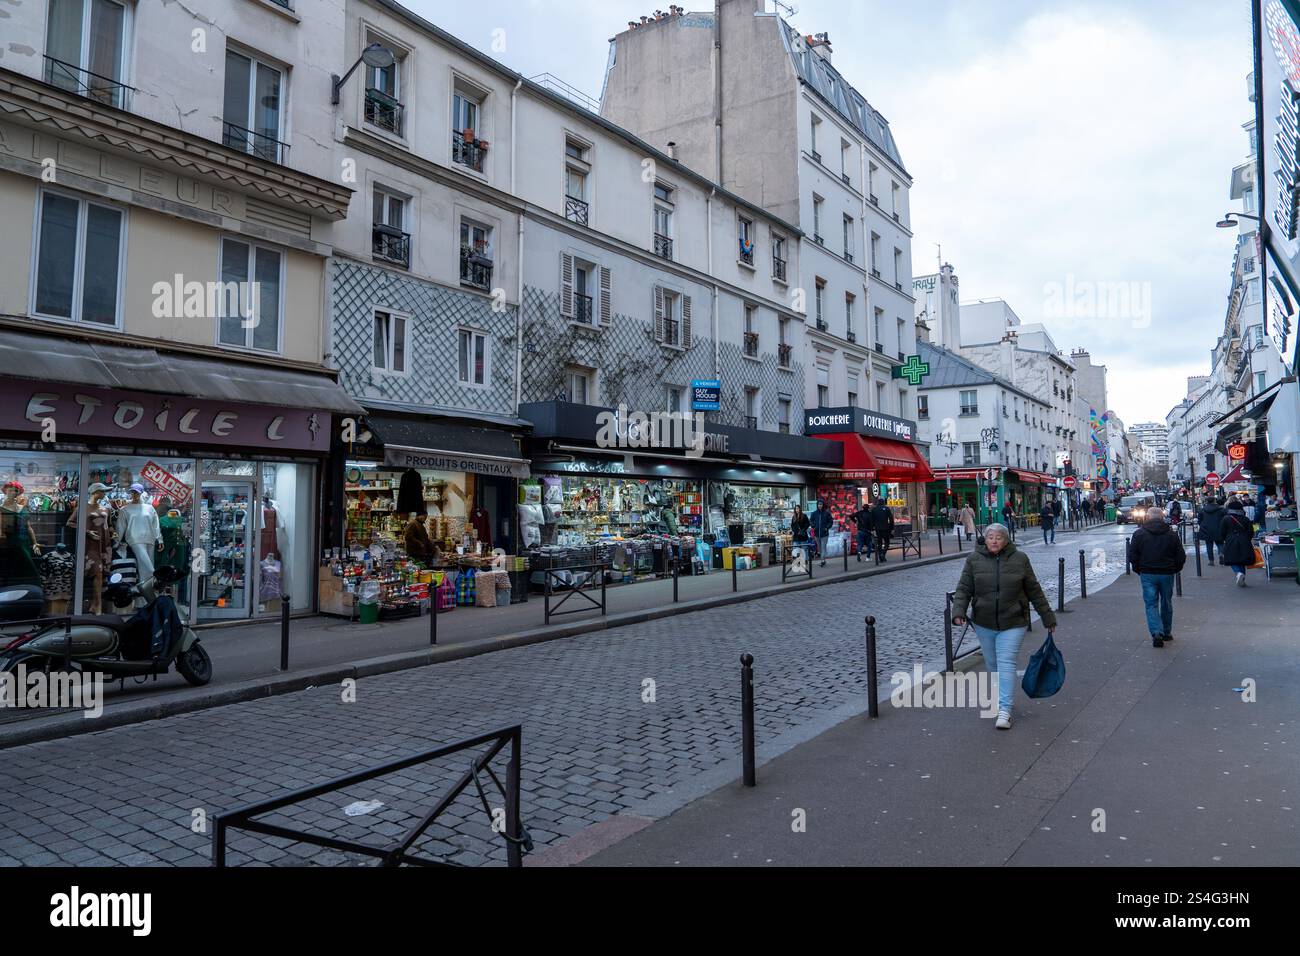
[119,484,161,582]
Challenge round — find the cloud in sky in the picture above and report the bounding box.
[410,0,1254,425]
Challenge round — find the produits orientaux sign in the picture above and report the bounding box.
[803,407,917,442]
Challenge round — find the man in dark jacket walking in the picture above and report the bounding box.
[870,498,894,563]
[809,498,835,567]
[1197,497,1225,565]
[849,502,873,563]
[1039,500,1056,544]
[1128,507,1186,647]
[1217,499,1256,587]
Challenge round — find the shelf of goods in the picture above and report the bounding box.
[201,498,247,603]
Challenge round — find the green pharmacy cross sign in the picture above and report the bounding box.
[893,354,931,386]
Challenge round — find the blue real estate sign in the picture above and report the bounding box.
[691,379,721,411]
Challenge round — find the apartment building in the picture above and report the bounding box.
[599,0,917,421]
[0,0,357,622]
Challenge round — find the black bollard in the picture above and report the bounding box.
[280,596,291,671]
[429,592,438,646]
[938,529,944,554]
[740,653,756,787]
[1195,535,1203,577]
[1125,536,1131,575]
[1058,557,1066,613]
[844,545,849,574]
[672,557,679,603]
[865,616,879,719]
[1079,549,1087,599]
[957,528,964,551]
[732,559,738,593]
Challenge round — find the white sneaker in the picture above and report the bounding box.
[1236,572,1246,587]
[995,711,1012,730]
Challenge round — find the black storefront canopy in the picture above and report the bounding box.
[364,414,531,479]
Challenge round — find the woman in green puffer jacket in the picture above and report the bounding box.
[950,523,1058,729]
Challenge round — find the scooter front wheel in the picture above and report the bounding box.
[176,642,212,687]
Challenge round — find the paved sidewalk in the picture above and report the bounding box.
[584,557,1300,866]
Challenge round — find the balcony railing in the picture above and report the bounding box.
[452,130,487,172]
[869,193,879,206]
[894,280,903,291]
[811,150,822,164]
[575,293,594,324]
[813,234,824,246]
[223,122,290,164]
[460,246,494,290]
[744,416,758,430]
[739,240,755,266]
[842,172,851,187]
[364,88,403,135]
[871,267,882,279]
[565,196,589,225]
[778,343,793,368]
[773,256,787,282]
[44,56,134,110]
[875,342,884,354]
[372,226,410,268]
[844,251,855,264]
[744,332,760,357]
[815,318,828,332]
[663,317,681,347]
[893,211,901,223]
[654,233,673,260]
[846,329,856,343]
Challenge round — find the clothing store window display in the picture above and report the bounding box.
[118,483,162,586]
[257,493,286,607]
[0,480,42,587]
[73,482,115,614]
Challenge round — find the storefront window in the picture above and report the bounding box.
[551,475,701,544]
[710,482,802,540]
[258,462,314,613]
[343,462,472,555]
[1,451,81,617]
[85,455,196,615]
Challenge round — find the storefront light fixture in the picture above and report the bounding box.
[332,43,397,105]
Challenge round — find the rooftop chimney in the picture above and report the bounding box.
[667,141,677,160]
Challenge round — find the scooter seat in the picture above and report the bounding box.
[67,615,129,632]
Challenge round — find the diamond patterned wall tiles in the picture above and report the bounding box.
[331,259,516,417]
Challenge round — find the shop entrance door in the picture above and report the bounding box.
[198,480,254,620]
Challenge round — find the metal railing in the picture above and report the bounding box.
[364,88,403,135]
[663,317,681,347]
[815,318,828,331]
[739,242,754,266]
[460,248,494,290]
[842,172,852,187]
[213,726,532,867]
[372,227,410,268]
[869,193,879,206]
[543,563,608,625]
[846,329,857,343]
[565,195,589,225]
[844,251,855,264]
[743,332,760,357]
[654,233,673,259]
[778,343,793,367]
[223,121,289,164]
[772,256,787,282]
[813,234,825,246]
[44,56,134,110]
[452,130,486,172]
[943,591,980,672]
[744,415,758,430]
[575,293,594,324]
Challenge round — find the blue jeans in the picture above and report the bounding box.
[856,530,872,556]
[1139,573,1174,637]
[974,624,1028,714]
[1042,524,1055,544]
[1229,564,1246,575]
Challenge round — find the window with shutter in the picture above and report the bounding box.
[654,285,665,343]
[560,252,574,318]
[599,266,612,326]
[681,294,692,347]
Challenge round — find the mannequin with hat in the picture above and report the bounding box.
[117,482,161,584]
[1,479,41,585]
[69,482,114,613]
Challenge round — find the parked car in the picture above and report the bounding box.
[1117,493,1156,525]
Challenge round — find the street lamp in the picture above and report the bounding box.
[332,42,396,105]
[1216,212,1262,228]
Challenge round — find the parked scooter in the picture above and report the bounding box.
[0,564,212,686]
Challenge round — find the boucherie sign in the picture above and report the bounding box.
[1,381,328,451]
[804,406,917,442]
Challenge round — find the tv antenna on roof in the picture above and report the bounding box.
[772,0,797,17]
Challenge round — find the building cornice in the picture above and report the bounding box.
[0,68,352,220]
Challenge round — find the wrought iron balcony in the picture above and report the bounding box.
[372,225,410,268]
[364,88,403,135]
[846,329,856,343]
[816,318,828,332]
[565,196,589,225]
[744,416,758,430]
[813,234,824,246]
[844,251,855,264]
[663,317,681,347]
[654,233,673,260]
[222,121,290,164]
[869,193,879,206]
[871,267,881,278]
[811,150,822,164]
[739,240,755,266]
[44,56,134,110]
[875,342,884,354]
[452,130,486,172]
[773,256,787,282]
[744,332,760,357]
[893,211,901,223]
[778,343,793,368]
[575,293,594,324]
[460,246,494,290]
[842,172,851,187]
[894,280,903,291]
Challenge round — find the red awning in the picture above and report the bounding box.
[1008,468,1055,485]
[1221,463,1253,483]
[816,433,935,483]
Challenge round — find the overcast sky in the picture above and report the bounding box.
[414,0,1255,428]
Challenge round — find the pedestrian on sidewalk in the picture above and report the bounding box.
[1040,500,1056,544]
[959,500,976,541]
[1002,498,1018,540]
[1217,499,1256,587]
[1196,496,1225,566]
[950,524,1058,729]
[809,498,834,568]
[791,505,811,564]
[871,497,895,563]
[1127,507,1186,648]
[1081,497,1091,524]
[850,501,874,563]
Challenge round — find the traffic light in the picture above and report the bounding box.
[1063,459,1074,477]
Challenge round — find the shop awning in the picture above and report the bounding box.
[817,433,934,483]
[930,468,984,481]
[366,415,530,479]
[0,327,363,414]
[1221,463,1253,484]
[1008,469,1056,485]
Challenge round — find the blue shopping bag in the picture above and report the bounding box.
[1021,631,1065,699]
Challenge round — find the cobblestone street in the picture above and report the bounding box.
[0,525,1132,867]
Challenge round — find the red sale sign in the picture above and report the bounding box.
[141,460,193,507]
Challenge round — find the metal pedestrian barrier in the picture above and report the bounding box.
[213,725,532,867]
[943,592,980,672]
[543,563,608,625]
